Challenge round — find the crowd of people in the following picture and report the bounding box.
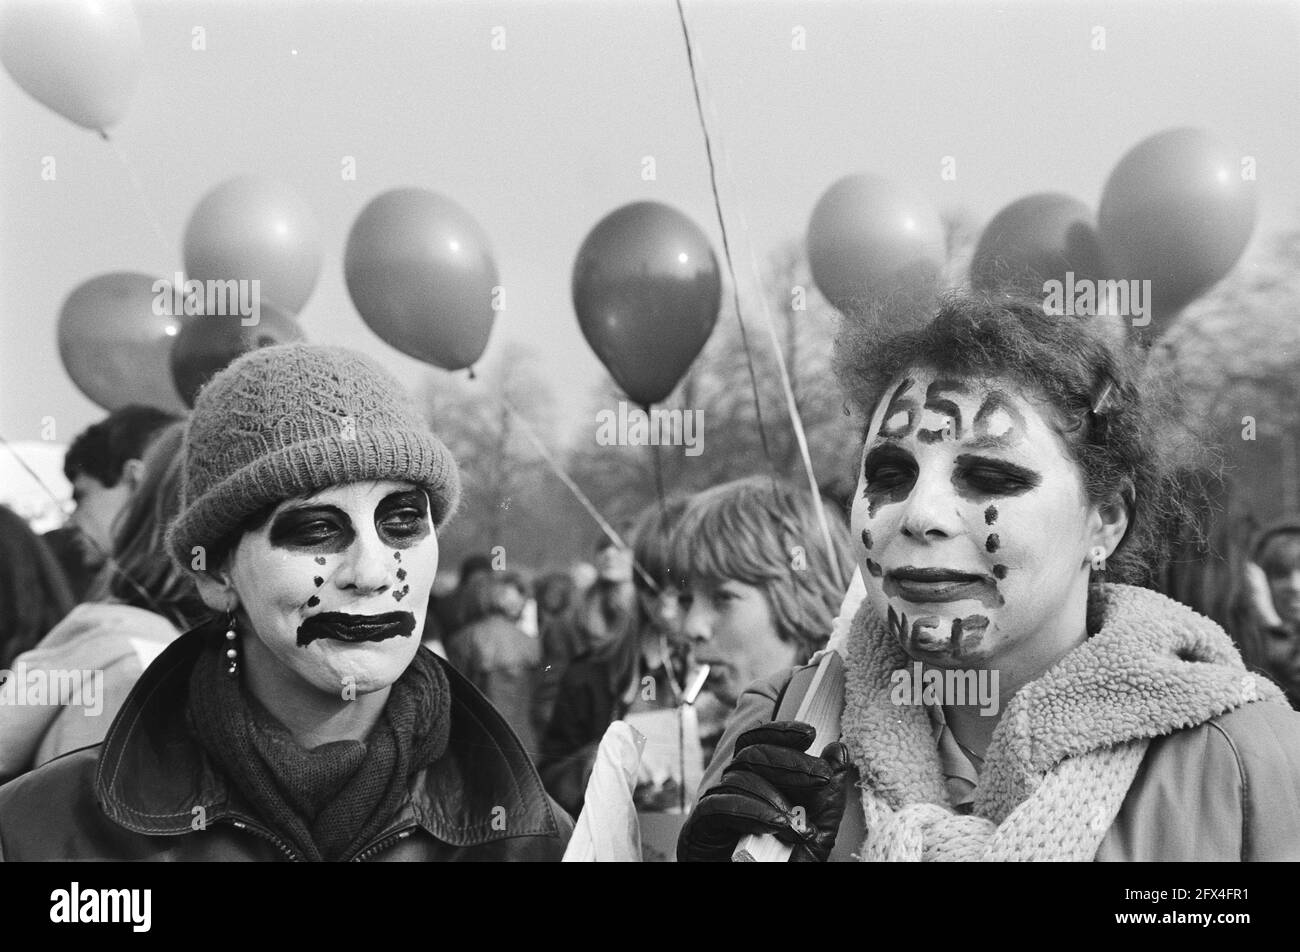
[1,292,1299,860]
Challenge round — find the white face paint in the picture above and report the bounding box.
[226,480,438,696]
[851,368,1102,679]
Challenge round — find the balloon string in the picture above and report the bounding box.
[0,432,68,514]
[674,0,845,592]
[497,394,660,594]
[646,405,668,516]
[743,248,847,591]
[645,415,679,605]
[674,0,776,477]
[102,134,173,263]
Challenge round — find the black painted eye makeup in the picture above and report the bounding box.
[861,443,918,516]
[376,490,431,547]
[863,444,918,489]
[953,454,1043,497]
[269,506,356,552]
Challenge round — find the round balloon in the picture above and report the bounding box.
[0,0,141,131]
[572,201,721,406]
[183,177,323,315]
[170,303,305,407]
[1098,128,1257,336]
[58,273,192,413]
[806,174,943,315]
[970,193,1106,298]
[345,188,499,371]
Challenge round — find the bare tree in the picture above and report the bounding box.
[1148,224,1300,518]
[422,341,590,573]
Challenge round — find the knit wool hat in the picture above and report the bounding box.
[166,343,459,571]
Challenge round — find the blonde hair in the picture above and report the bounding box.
[671,477,853,662]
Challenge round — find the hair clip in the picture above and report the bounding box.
[1090,380,1114,417]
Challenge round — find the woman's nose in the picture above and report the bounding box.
[898,469,963,541]
[335,528,392,594]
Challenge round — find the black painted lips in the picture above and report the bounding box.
[888,567,993,604]
[296,611,416,647]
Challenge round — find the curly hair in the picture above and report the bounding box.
[832,290,1203,586]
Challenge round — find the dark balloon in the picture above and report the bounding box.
[183,177,323,316]
[57,272,192,413]
[572,202,721,406]
[345,188,499,371]
[170,303,305,407]
[806,174,943,315]
[970,193,1106,297]
[1098,128,1257,337]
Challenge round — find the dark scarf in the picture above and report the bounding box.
[187,637,451,861]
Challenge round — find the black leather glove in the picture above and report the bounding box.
[677,720,853,862]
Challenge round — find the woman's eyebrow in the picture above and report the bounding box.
[273,502,346,519]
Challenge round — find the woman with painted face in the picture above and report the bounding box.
[680,293,1300,862]
[0,344,571,861]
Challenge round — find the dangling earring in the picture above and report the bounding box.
[1089,546,1107,572]
[224,613,239,676]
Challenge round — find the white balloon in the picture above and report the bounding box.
[0,0,143,131]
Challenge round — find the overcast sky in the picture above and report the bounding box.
[2,0,1297,455]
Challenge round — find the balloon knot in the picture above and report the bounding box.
[467,366,477,381]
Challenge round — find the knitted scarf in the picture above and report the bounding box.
[188,639,451,861]
[841,582,1287,861]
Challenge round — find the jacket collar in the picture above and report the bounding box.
[95,616,561,847]
[841,582,1285,820]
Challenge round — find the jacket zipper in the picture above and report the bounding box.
[351,827,416,862]
[229,819,304,862]
[223,817,418,862]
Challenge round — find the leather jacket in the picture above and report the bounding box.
[700,662,1300,861]
[0,622,573,861]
